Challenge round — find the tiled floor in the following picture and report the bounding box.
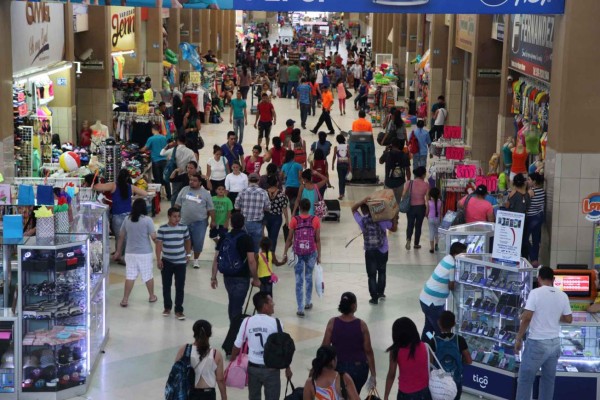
[71,86,482,400]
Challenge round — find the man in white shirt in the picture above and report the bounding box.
[231,292,292,400]
[515,267,573,400]
[350,63,363,91]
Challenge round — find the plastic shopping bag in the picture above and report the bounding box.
[314,263,324,298]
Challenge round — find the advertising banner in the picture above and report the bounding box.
[492,210,525,263]
[12,1,65,75]
[20,0,565,14]
[492,14,505,41]
[508,14,554,83]
[456,15,476,53]
[110,6,136,52]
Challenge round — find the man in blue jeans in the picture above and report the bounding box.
[408,119,431,168]
[210,213,260,321]
[235,173,271,252]
[515,267,572,400]
[418,242,467,341]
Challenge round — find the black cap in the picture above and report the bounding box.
[475,184,488,196]
[286,119,295,126]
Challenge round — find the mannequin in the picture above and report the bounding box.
[502,136,514,174]
[511,140,528,180]
[80,120,92,147]
[90,120,109,152]
[488,153,500,176]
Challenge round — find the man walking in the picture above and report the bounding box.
[231,292,293,400]
[254,93,277,150]
[351,197,398,305]
[278,60,289,99]
[296,78,312,130]
[408,120,431,168]
[235,173,271,252]
[515,266,573,400]
[211,213,260,321]
[175,172,215,269]
[230,90,248,145]
[156,207,191,320]
[310,85,335,136]
[221,131,245,168]
[351,110,373,133]
[287,61,301,98]
[142,124,170,200]
[163,133,197,207]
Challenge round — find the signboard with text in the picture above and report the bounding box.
[111,6,136,52]
[508,14,554,83]
[492,210,525,263]
[20,0,565,14]
[456,14,476,53]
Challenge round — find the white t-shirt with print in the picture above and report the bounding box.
[524,285,572,340]
[234,314,281,365]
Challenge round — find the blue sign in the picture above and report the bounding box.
[22,0,565,13]
[463,363,517,399]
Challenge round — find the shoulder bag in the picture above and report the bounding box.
[399,181,413,214]
[224,317,250,389]
[452,194,472,226]
[427,343,458,400]
[163,145,178,183]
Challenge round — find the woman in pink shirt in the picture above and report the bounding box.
[384,317,432,400]
[458,184,495,223]
[402,166,430,250]
[336,78,347,115]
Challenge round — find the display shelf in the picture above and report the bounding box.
[438,222,495,256]
[457,279,525,295]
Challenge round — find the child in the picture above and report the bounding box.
[425,187,442,254]
[429,311,472,400]
[209,185,233,244]
[257,237,285,297]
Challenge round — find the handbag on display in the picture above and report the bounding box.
[398,181,413,214]
[0,184,12,205]
[427,343,458,400]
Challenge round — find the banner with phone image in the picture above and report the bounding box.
[492,210,525,263]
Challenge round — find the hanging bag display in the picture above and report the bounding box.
[36,185,55,206]
[0,184,12,205]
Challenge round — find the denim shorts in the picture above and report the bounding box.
[188,219,209,253]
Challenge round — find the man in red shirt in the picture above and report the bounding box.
[279,119,295,148]
[254,93,277,150]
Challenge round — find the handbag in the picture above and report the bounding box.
[344,85,352,99]
[313,187,328,218]
[163,145,178,183]
[398,181,413,214]
[18,184,35,205]
[260,252,279,284]
[364,387,382,400]
[284,379,304,400]
[224,317,250,389]
[314,263,324,298]
[452,195,472,226]
[427,343,458,400]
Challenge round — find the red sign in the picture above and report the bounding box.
[445,147,465,161]
[443,126,462,139]
[554,275,590,293]
[476,176,498,193]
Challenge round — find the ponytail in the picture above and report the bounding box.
[192,320,212,360]
[311,346,337,380]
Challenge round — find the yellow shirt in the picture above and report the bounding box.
[257,251,273,278]
[322,91,334,111]
[352,118,373,133]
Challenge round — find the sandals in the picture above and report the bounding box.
[120,301,128,307]
[149,295,158,303]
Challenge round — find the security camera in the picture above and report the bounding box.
[76,72,82,79]
[507,75,514,82]
[78,48,93,62]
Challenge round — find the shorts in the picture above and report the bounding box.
[258,121,272,140]
[188,219,209,253]
[124,253,154,282]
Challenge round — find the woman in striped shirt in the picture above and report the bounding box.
[525,173,546,267]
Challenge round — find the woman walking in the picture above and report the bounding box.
[206,145,230,196]
[402,166,429,250]
[310,149,330,198]
[183,102,202,155]
[173,320,227,400]
[384,317,432,400]
[303,346,360,400]
[264,176,289,253]
[332,134,351,200]
[525,172,545,267]
[336,78,346,115]
[224,161,248,205]
[321,292,376,395]
[239,65,252,100]
[113,198,157,307]
[292,169,329,216]
[426,187,442,254]
[281,150,303,210]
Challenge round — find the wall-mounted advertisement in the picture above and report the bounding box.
[19,0,565,14]
[110,6,136,52]
[456,14,476,53]
[492,14,504,41]
[508,14,554,83]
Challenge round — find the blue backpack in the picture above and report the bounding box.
[365,68,373,82]
[217,231,247,276]
[165,344,195,400]
[434,335,463,384]
[322,70,330,87]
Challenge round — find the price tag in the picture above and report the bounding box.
[444,125,462,139]
[456,164,477,178]
[476,176,498,193]
[445,147,465,161]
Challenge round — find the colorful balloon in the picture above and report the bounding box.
[59,151,81,172]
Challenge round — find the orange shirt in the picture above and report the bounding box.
[352,118,373,133]
[511,148,528,174]
[321,91,334,111]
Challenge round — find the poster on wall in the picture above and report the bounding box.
[19,0,565,14]
[111,6,136,52]
[492,210,525,263]
[492,14,504,41]
[508,14,554,83]
[11,1,65,75]
[456,14,476,53]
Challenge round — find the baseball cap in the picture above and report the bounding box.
[286,119,295,127]
[475,184,488,196]
[248,173,260,182]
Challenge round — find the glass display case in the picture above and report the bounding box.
[454,253,535,400]
[438,222,495,256]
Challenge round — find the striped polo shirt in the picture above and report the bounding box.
[419,255,456,307]
[527,187,545,216]
[156,223,190,264]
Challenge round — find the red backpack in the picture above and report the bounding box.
[409,131,420,154]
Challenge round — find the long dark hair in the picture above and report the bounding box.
[130,198,147,223]
[429,187,441,218]
[116,169,130,200]
[311,345,337,380]
[192,320,212,360]
[284,150,296,163]
[393,108,404,128]
[386,317,421,359]
[338,292,357,315]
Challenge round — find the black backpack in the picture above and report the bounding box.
[263,318,295,369]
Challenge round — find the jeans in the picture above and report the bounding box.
[407,205,427,245]
[151,159,171,199]
[264,213,283,253]
[420,301,445,341]
[248,365,281,400]
[310,95,317,116]
[337,163,349,196]
[223,276,250,321]
[245,220,264,253]
[287,81,299,98]
[285,187,299,212]
[295,252,317,312]
[337,361,369,395]
[516,338,561,400]
[188,219,209,253]
[397,387,432,400]
[209,179,225,196]
[161,259,186,313]
[189,388,216,400]
[430,125,444,142]
[354,94,367,110]
[279,82,288,98]
[233,117,245,144]
[365,249,388,300]
[299,103,310,127]
[313,109,334,133]
[413,154,428,169]
[525,212,544,262]
[112,213,129,256]
[428,218,441,242]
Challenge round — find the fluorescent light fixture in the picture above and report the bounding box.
[14,62,73,84]
[111,50,135,57]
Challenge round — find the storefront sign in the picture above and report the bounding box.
[111,6,136,52]
[21,0,565,14]
[492,210,525,263]
[492,14,505,41]
[463,364,517,399]
[456,14,476,53]
[508,14,554,83]
[12,2,65,75]
[582,193,600,222]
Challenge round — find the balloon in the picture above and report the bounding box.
[163,60,173,68]
[59,151,81,172]
[179,42,203,72]
[165,49,179,65]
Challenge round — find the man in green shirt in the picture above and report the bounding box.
[229,90,248,145]
[210,184,233,244]
[287,61,302,99]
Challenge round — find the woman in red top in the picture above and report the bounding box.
[267,137,286,168]
[510,140,528,180]
[310,148,330,198]
[384,317,432,400]
[402,166,430,250]
[244,145,271,175]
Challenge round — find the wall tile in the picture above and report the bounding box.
[556,250,577,265]
[579,178,600,201]
[580,153,600,179]
[557,226,578,250]
[549,250,557,268]
[559,178,580,203]
[558,202,579,227]
[576,251,592,266]
[551,201,559,227]
[560,154,582,178]
[576,226,594,252]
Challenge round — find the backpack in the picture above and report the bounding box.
[408,131,420,154]
[434,335,463,384]
[362,215,385,251]
[217,232,247,276]
[293,142,307,165]
[365,68,373,82]
[389,152,406,182]
[293,216,316,256]
[263,318,296,369]
[322,71,330,87]
[165,344,195,400]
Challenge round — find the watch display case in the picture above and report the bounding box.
[438,222,495,256]
[454,253,535,400]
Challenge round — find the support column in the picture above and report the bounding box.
[391,14,401,66]
[384,14,393,54]
[445,15,465,127]
[209,10,218,57]
[398,15,407,79]
[0,0,14,178]
[416,14,425,57]
[192,9,201,47]
[496,14,513,154]
[428,14,449,120]
[180,9,193,71]
[200,10,210,54]
[405,14,418,98]
[167,9,181,84]
[146,3,164,89]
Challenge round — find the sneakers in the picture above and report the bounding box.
[162,309,171,317]
[435,244,439,252]
[405,240,411,250]
[193,259,200,269]
[296,311,305,317]
[369,298,379,305]
[379,294,386,301]
[414,245,422,249]
[175,312,186,320]
[310,129,318,134]
[304,303,313,310]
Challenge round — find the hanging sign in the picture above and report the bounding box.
[12,2,65,75]
[476,175,498,193]
[456,15,476,53]
[111,7,136,52]
[508,14,554,83]
[492,14,505,41]
[492,210,525,263]
[443,125,462,139]
[189,72,201,84]
[582,193,600,222]
[445,147,465,161]
[20,0,565,14]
